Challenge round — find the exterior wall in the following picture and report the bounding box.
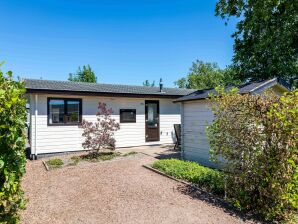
[181,100,216,168]
[29,93,180,155]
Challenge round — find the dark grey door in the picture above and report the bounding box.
[145,100,160,142]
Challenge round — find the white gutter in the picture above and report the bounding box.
[180,102,184,159]
[34,94,38,158]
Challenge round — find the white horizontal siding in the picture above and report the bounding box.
[29,94,180,154]
[181,86,287,168]
[181,100,216,167]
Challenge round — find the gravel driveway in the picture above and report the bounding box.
[21,154,256,224]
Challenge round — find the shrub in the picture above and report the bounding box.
[0,69,27,223]
[207,87,298,221]
[46,159,64,169]
[152,159,225,195]
[81,102,120,153]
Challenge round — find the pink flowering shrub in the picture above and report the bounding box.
[81,102,120,153]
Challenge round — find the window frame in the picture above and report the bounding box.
[120,109,136,123]
[47,97,82,126]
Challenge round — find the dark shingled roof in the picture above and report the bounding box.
[25,79,196,97]
[174,78,289,102]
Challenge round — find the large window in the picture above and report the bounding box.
[48,98,82,125]
[120,109,136,123]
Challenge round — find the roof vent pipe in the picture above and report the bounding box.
[159,78,164,92]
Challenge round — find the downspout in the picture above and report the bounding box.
[180,102,184,159]
[34,94,38,159]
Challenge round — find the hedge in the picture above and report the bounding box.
[0,69,27,223]
[207,87,298,221]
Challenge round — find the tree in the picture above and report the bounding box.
[216,0,298,87]
[143,80,155,87]
[175,60,240,89]
[68,65,97,83]
[0,68,27,223]
[207,88,298,221]
[81,102,120,153]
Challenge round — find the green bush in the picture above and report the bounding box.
[46,159,64,169]
[207,87,298,221]
[152,159,225,195]
[0,69,27,223]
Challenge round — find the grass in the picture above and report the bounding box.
[46,158,64,169]
[96,152,121,161]
[122,151,138,157]
[69,156,81,165]
[70,151,125,164]
[152,159,225,196]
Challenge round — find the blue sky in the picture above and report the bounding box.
[0,0,236,87]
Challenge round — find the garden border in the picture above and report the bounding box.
[42,152,140,171]
[42,161,50,171]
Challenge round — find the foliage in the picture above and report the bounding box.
[81,102,120,153]
[69,156,81,166]
[46,158,64,169]
[175,60,240,89]
[0,68,27,223]
[216,0,298,87]
[96,152,120,161]
[71,151,135,164]
[71,152,121,163]
[143,80,155,87]
[122,151,137,157]
[68,65,97,83]
[207,88,298,221]
[152,159,225,195]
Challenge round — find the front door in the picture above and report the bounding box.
[145,100,160,142]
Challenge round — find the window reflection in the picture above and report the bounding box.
[48,98,81,125]
[49,100,64,124]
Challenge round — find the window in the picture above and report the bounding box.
[48,99,64,124]
[120,109,136,123]
[48,98,82,125]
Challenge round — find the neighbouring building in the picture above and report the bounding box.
[174,78,290,168]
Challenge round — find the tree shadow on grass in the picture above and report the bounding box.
[176,184,266,224]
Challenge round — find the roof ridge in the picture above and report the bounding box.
[24,78,194,91]
[174,77,289,102]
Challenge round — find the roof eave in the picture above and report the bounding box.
[174,78,291,103]
[25,88,184,99]
[249,78,290,94]
[173,97,207,103]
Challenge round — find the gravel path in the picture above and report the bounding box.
[21,154,256,224]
